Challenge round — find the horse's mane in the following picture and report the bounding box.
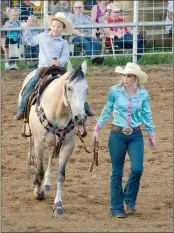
[69,66,85,83]
[38,66,67,79]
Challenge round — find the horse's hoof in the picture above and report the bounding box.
[81,131,87,137]
[53,207,65,215]
[53,201,65,215]
[44,185,51,192]
[35,191,45,200]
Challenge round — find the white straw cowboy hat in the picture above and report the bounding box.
[47,12,74,35]
[107,2,123,11]
[115,62,148,84]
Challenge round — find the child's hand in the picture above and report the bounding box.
[52,59,60,66]
[20,21,28,28]
[5,23,12,28]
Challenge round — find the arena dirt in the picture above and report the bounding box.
[2,65,173,232]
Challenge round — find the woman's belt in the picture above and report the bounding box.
[111,125,141,135]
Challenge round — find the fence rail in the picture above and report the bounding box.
[1,0,173,67]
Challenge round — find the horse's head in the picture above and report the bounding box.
[63,61,88,125]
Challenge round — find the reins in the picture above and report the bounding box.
[90,136,99,172]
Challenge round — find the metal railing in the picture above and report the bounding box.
[1,0,173,68]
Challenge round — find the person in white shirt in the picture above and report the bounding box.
[165,1,173,34]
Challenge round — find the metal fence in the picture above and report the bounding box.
[1,0,173,69]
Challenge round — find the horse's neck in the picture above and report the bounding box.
[41,77,71,127]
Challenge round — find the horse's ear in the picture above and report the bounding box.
[81,60,87,75]
[67,60,73,72]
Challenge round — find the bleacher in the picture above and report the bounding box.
[1,0,172,60]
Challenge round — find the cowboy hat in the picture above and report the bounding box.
[107,2,123,11]
[47,12,74,35]
[115,62,148,84]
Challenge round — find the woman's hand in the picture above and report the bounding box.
[148,133,156,150]
[93,130,99,141]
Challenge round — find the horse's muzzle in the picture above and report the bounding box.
[74,115,86,125]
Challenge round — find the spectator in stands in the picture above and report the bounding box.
[165,1,173,34]
[104,2,147,60]
[51,0,74,17]
[16,0,33,21]
[23,15,39,68]
[1,8,10,54]
[7,0,20,7]
[85,0,97,10]
[91,0,112,24]
[31,1,44,13]
[4,7,20,70]
[67,1,104,64]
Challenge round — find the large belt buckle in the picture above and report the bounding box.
[122,127,133,135]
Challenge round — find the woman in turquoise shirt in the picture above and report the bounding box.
[93,62,156,218]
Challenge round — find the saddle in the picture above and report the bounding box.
[24,66,67,124]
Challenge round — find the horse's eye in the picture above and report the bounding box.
[68,87,71,91]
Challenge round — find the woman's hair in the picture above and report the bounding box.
[115,75,144,88]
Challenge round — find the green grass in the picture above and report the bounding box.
[1,52,172,70]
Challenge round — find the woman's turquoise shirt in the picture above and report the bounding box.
[97,85,155,132]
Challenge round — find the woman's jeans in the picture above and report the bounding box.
[114,33,147,59]
[72,36,100,56]
[108,129,144,215]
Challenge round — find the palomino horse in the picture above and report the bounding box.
[19,61,88,215]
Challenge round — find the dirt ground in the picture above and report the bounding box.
[2,64,173,232]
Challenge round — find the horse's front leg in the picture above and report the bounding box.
[33,139,45,200]
[43,147,54,192]
[53,136,75,215]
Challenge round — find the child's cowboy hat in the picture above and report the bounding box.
[107,2,123,11]
[115,62,148,84]
[47,12,74,35]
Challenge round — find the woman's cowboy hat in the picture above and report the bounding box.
[47,12,74,35]
[115,62,148,84]
[107,2,123,11]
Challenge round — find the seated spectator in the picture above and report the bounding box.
[16,0,33,21]
[51,0,74,17]
[165,0,173,34]
[85,0,97,10]
[31,1,44,13]
[7,0,20,7]
[67,1,104,64]
[23,15,39,68]
[91,0,112,24]
[104,2,147,60]
[1,8,10,53]
[4,7,21,70]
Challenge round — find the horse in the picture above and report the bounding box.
[19,61,88,215]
